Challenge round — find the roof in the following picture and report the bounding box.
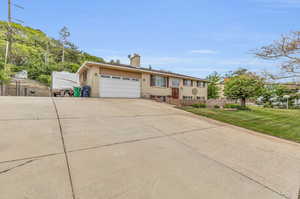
[77,61,207,82]
[266,83,300,90]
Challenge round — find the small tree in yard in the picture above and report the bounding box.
[207,72,221,99]
[224,74,264,108]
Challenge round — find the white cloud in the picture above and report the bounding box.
[189,49,217,54]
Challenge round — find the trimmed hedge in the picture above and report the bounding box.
[191,103,207,108]
[224,104,249,110]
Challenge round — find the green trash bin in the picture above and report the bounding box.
[73,87,81,97]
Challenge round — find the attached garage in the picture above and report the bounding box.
[99,75,141,98]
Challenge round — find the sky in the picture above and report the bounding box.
[1,0,300,79]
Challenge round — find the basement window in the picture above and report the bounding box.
[183,96,193,100]
[197,96,205,100]
[101,75,111,78]
[112,76,121,79]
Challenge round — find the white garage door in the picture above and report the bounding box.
[99,75,141,98]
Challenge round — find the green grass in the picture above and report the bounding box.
[181,106,300,143]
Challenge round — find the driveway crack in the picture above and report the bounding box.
[51,97,76,199]
[0,159,37,175]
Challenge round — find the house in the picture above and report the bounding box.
[281,83,300,93]
[281,83,300,106]
[77,54,207,101]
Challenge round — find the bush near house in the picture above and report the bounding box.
[191,103,207,108]
[214,105,220,109]
[224,104,249,110]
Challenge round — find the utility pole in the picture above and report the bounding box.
[4,0,12,71]
[4,0,24,71]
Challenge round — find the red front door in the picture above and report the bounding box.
[172,88,179,99]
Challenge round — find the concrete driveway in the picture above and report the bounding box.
[0,97,300,199]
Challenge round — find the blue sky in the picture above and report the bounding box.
[1,0,300,78]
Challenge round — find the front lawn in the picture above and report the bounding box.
[181,106,300,143]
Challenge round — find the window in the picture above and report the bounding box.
[112,76,121,79]
[101,75,111,78]
[131,78,139,81]
[197,81,207,87]
[183,96,193,100]
[183,79,192,87]
[150,95,166,102]
[150,75,168,88]
[197,96,205,100]
[171,78,180,88]
[83,71,87,81]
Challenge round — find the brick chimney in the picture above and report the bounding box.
[130,53,141,67]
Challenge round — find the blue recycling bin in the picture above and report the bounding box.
[81,85,91,97]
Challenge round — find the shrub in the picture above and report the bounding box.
[192,103,207,108]
[199,103,207,108]
[214,105,220,109]
[37,74,51,86]
[224,104,249,110]
[263,104,273,108]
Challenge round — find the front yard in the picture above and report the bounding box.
[181,106,300,143]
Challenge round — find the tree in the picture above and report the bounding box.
[0,60,11,84]
[224,68,254,78]
[0,21,104,86]
[59,26,70,63]
[224,74,264,108]
[206,72,221,99]
[255,31,300,80]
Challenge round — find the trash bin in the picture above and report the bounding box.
[81,85,91,97]
[73,87,81,97]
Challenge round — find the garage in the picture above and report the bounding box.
[99,75,141,98]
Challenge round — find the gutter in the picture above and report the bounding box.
[78,61,208,82]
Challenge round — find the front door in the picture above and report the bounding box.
[172,88,179,99]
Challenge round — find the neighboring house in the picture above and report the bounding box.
[14,70,28,79]
[77,54,207,101]
[281,83,300,106]
[281,83,300,93]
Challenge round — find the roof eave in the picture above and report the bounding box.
[79,61,208,82]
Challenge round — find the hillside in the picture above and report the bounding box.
[0,21,105,85]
